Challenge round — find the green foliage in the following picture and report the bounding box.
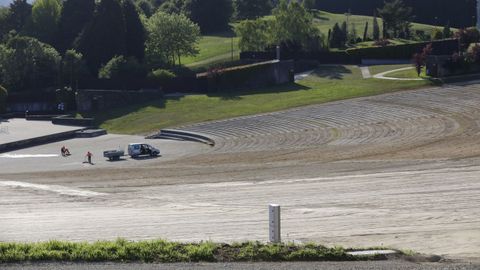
[0,36,61,92]
[0,7,10,39]
[362,21,369,41]
[147,68,176,82]
[75,0,127,73]
[123,0,146,61]
[235,19,270,51]
[136,0,154,16]
[56,0,95,52]
[431,28,443,40]
[377,0,413,38]
[233,0,272,20]
[372,12,380,40]
[0,84,7,113]
[182,0,233,33]
[272,0,323,51]
[442,22,451,39]
[61,49,87,89]
[346,40,450,60]
[159,0,183,14]
[98,55,145,84]
[329,23,345,48]
[30,0,62,44]
[6,0,32,33]
[302,0,316,10]
[146,11,200,67]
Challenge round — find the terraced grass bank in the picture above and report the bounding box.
[0,240,393,263]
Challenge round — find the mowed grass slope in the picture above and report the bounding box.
[313,10,442,37]
[97,65,432,134]
[182,11,442,69]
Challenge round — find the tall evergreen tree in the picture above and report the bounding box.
[182,0,233,33]
[56,0,95,53]
[329,22,343,48]
[362,21,369,41]
[6,0,32,33]
[443,21,451,39]
[123,0,146,61]
[75,0,127,73]
[372,11,380,40]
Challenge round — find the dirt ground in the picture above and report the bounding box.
[1,83,480,261]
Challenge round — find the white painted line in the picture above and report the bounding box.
[347,250,398,256]
[0,181,106,197]
[373,66,424,81]
[0,154,59,158]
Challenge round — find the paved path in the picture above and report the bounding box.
[0,118,81,144]
[360,66,372,78]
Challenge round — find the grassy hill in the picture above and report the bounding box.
[183,10,444,70]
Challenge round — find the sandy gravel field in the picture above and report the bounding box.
[1,82,480,261]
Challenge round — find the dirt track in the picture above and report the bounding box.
[1,82,480,260]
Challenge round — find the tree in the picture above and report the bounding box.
[233,0,272,20]
[98,55,145,88]
[329,23,344,48]
[29,0,62,44]
[159,0,183,14]
[0,7,10,40]
[340,21,347,44]
[235,19,271,51]
[75,0,127,73]
[6,0,32,33]
[349,22,357,44]
[271,0,322,52]
[362,21,369,41]
[56,0,95,53]
[302,0,316,10]
[372,11,380,40]
[146,11,200,67]
[443,22,452,39]
[61,49,86,89]
[413,43,432,76]
[0,36,61,92]
[377,0,413,38]
[136,0,154,16]
[123,0,146,61]
[182,0,233,33]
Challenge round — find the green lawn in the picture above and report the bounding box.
[180,10,443,70]
[313,10,443,39]
[180,31,240,68]
[95,65,433,134]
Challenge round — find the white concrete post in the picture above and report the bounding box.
[269,204,281,243]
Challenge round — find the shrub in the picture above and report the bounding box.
[147,69,176,83]
[431,28,443,40]
[0,85,7,113]
[373,39,391,47]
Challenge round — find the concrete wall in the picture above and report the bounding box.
[76,89,163,113]
[198,60,295,93]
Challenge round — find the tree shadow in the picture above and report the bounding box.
[313,10,330,21]
[207,82,311,100]
[313,65,352,80]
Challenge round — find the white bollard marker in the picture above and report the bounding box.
[269,204,281,243]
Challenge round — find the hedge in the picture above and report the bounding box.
[346,39,459,60]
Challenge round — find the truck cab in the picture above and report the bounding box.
[127,143,160,158]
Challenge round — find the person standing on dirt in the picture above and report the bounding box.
[86,151,93,164]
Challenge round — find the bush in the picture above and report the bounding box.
[147,69,177,84]
[0,85,7,113]
[431,28,443,40]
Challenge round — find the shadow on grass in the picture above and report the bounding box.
[313,10,330,21]
[313,65,352,80]
[208,82,311,100]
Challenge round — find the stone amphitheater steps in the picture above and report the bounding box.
[169,83,480,156]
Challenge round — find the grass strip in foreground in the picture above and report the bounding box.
[0,239,401,263]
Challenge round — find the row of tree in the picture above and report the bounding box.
[0,0,203,93]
